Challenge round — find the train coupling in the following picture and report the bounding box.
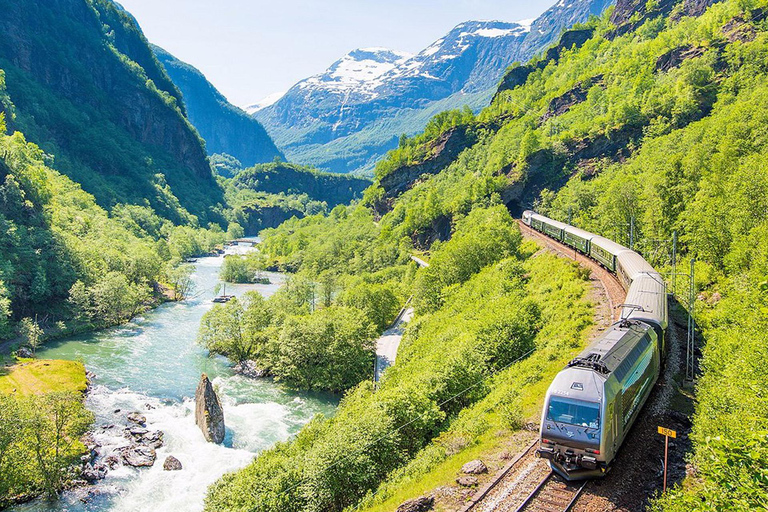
[537,445,555,460]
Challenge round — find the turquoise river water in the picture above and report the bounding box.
[12,243,337,512]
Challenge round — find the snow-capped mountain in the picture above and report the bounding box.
[255,0,615,175]
[245,91,287,115]
[301,48,413,96]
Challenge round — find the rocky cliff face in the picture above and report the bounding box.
[0,0,222,223]
[153,45,284,168]
[255,0,616,175]
[195,374,225,444]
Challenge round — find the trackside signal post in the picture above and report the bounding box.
[658,426,676,492]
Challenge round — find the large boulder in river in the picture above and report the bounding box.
[195,373,225,444]
[119,445,156,467]
[163,455,183,471]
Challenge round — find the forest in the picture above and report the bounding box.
[202,0,768,510]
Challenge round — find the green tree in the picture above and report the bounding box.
[220,255,250,283]
[165,263,195,300]
[339,282,400,331]
[273,307,376,392]
[25,393,93,497]
[0,280,11,339]
[17,318,43,356]
[198,298,252,363]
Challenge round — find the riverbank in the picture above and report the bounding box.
[7,245,336,512]
[0,243,244,364]
[0,359,92,508]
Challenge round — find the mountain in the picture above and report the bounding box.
[0,0,224,224]
[245,91,286,115]
[206,1,768,511]
[255,0,615,175]
[153,45,284,168]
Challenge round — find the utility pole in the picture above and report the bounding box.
[672,231,677,295]
[686,258,696,381]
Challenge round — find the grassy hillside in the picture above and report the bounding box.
[204,0,768,509]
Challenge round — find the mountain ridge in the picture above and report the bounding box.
[153,45,284,168]
[255,0,615,175]
[0,0,223,224]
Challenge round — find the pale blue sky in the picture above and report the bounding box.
[117,0,551,108]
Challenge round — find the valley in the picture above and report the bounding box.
[1,0,767,511]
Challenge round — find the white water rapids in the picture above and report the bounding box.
[13,243,336,512]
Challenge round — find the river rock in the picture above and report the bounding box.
[119,445,156,467]
[232,359,269,378]
[195,373,225,444]
[127,412,147,425]
[104,454,120,470]
[461,459,488,475]
[163,455,183,471]
[139,430,164,449]
[82,463,108,482]
[396,496,434,512]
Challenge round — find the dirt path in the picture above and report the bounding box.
[375,306,414,382]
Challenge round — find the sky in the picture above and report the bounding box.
[117,0,552,108]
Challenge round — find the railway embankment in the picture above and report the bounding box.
[456,224,696,512]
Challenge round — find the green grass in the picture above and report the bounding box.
[0,359,87,395]
[356,249,596,512]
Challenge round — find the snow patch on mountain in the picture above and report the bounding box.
[297,48,413,96]
[244,91,286,114]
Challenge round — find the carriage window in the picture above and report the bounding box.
[547,397,600,429]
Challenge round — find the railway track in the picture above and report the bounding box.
[513,472,587,512]
[462,441,588,512]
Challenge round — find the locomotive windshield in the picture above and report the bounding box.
[547,397,600,429]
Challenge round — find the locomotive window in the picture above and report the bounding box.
[547,397,600,429]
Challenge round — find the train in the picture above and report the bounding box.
[522,211,668,480]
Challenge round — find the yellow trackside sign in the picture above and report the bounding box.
[658,426,677,438]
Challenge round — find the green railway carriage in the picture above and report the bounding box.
[563,226,594,254]
[528,212,568,242]
[589,236,628,273]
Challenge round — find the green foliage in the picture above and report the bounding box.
[0,119,223,340]
[273,307,376,392]
[16,318,43,355]
[0,392,92,506]
[219,253,269,284]
[198,292,375,391]
[374,107,476,179]
[0,280,10,339]
[413,205,522,312]
[338,281,401,331]
[198,294,267,364]
[204,252,592,512]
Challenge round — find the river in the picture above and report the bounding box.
[12,243,337,512]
